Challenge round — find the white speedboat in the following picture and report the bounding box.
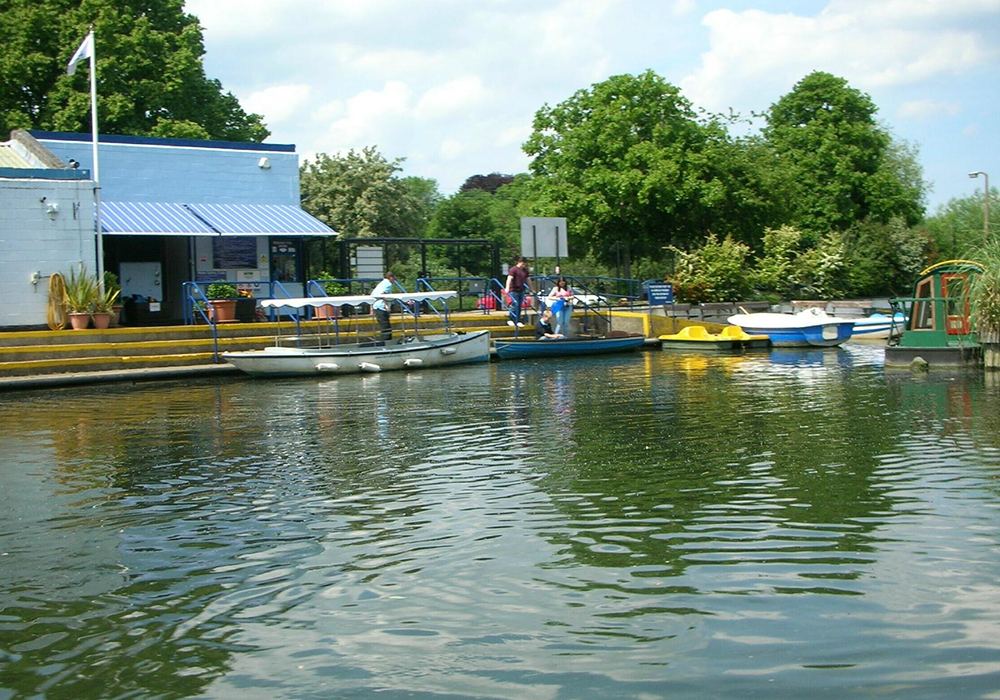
[727,308,855,347]
[223,291,491,377]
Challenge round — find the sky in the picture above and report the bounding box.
[185,0,999,213]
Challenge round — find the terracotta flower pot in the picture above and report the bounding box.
[91,312,112,330]
[315,304,339,320]
[208,299,238,323]
[68,312,91,330]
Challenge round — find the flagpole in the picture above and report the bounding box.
[88,29,105,294]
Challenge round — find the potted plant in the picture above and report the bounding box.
[206,282,239,323]
[103,272,123,326]
[62,266,98,330]
[316,275,348,319]
[91,281,121,330]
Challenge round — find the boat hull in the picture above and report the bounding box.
[493,335,645,360]
[223,331,491,377]
[659,338,736,351]
[849,313,906,340]
[728,312,855,347]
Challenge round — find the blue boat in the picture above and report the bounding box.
[726,309,855,347]
[493,335,646,360]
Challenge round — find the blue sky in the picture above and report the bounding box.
[187,0,999,213]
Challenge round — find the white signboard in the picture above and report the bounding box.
[355,245,384,278]
[520,217,568,258]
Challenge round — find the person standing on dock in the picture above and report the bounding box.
[371,271,396,342]
[547,276,575,336]
[505,257,533,328]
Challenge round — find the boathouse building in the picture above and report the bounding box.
[0,129,335,329]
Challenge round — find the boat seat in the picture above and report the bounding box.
[677,325,710,339]
[604,330,630,338]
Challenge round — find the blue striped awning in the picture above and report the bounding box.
[100,201,337,236]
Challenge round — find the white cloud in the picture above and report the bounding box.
[496,125,532,148]
[897,99,961,120]
[439,139,467,161]
[681,2,998,113]
[242,84,312,125]
[324,81,413,145]
[415,76,488,120]
[670,0,697,17]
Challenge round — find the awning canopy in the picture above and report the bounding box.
[100,200,337,236]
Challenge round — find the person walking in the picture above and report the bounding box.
[371,270,396,342]
[546,276,575,336]
[505,257,533,328]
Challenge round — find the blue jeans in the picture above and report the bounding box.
[553,306,572,335]
[508,290,525,324]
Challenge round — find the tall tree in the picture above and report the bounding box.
[460,172,514,194]
[0,0,268,141]
[300,147,425,239]
[399,176,442,238]
[763,71,923,235]
[523,70,779,263]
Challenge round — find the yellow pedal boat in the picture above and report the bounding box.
[719,325,771,349]
[659,325,736,350]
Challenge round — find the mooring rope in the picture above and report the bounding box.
[47,273,68,330]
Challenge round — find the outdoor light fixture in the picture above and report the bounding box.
[969,170,990,241]
[258,157,271,169]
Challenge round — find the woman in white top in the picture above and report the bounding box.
[546,277,575,336]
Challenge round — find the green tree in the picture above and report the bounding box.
[425,187,522,276]
[523,71,779,264]
[399,176,442,238]
[763,71,924,234]
[922,189,998,260]
[0,0,268,141]
[300,148,424,238]
[841,217,929,297]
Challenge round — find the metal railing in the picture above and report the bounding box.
[888,295,976,346]
[180,281,220,362]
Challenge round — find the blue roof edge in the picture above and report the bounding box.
[0,167,91,180]
[28,130,296,153]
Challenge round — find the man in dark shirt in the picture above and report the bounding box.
[505,257,533,328]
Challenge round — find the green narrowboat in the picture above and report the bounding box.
[885,260,985,368]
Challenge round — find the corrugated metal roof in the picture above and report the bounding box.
[0,144,34,169]
[100,200,337,237]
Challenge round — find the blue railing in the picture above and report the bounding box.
[180,281,220,362]
[414,276,490,312]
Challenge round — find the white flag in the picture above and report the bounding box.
[67,32,94,76]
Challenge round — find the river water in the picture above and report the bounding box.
[1,343,999,699]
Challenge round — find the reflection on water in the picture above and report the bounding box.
[1,343,999,699]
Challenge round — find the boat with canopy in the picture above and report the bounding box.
[222,290,491,377]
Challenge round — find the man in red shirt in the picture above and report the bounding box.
[505,257,533,328]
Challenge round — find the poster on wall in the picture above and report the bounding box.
[213,237,257,270]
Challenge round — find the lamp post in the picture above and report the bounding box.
[969,171,990,243]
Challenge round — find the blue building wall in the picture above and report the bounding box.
[30,131,300,205]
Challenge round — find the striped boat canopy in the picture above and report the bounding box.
[100,201,336,236]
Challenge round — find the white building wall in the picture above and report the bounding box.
[0,178,96,328]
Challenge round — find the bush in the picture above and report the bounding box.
[667,234,752,303]
[970,239,1000,337]
[206,282,238,299]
